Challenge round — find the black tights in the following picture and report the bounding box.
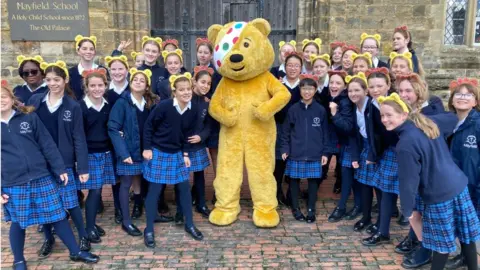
[289,178,319,210]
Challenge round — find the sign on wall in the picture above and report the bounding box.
[7,0,90,41]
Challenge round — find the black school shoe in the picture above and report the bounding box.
[114,208,123,224]
[37,224,44,233]
[395,235,419,255]
[365,223,379,235]
[38,237,55,258]
[94,224,105,236]
[175,212,184,226]
[88,230,102,244]
[361,232,390,246]
[445,254,466,269]
[401,245,432,269]
[158,200,170,214]
[397,214,410,226]
[131,203,143,219]
[328,207,346,223]
[344,206,361,220]
[144,230,155,248]
[13,261,27,270]
[306,209,316,223]
[353,219,372,232]
[121,224,142,237]
[79,237,91,251]
[292,208,306,221]
[69,251,99,264]
[196,206,211,218]
[154,214,174,223]
[185,225,204,241]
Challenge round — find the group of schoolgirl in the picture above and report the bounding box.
[2,34,222,269]
[271,25,480,270]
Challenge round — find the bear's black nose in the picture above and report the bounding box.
[230,54,243,63]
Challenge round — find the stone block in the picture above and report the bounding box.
[40,42,65,56]
[413,5,426,16]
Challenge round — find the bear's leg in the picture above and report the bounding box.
[208,141,244,226]
[244,141,280,228]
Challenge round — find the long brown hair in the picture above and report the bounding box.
[131,72,159,109]
[1,83,35,114]
[44,66,76,99]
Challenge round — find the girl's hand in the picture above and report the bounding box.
[352,161,359,169]
[79,174,89,183]
[282,153,288,161]
[59,173,69,185]
[184,156,191,168]
[321,156,328,165]
[143,150,153,160]
[123,157,133,164]
[204,97,211,102]
[117,39,132,52]
[188,135,201,144]
[0,194,9,204]
[366,160,376,165]
[329,102,338,116]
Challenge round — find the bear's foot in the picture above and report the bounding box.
[209,207,240,226]
[253,208,280,228]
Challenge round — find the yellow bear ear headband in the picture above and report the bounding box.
[345,72,368,86]
[310,54,331,66]
[162,49,183,63]
[131,51,144,59]
[390,51,413,71]
[378,93,409,113]
[105,55,129,69]
[360,33,381,47]
[169,72,192,90]
[141,36,163,50]
[351,52,373,67]
[40,61,70,79]
[17,55,44,67]
[129,68,152,86]
[75,35,97,49]
[279,40,297,50]
[302,38,322,50]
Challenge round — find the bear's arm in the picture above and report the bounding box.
[253,73,291,121]
[208,79,238,127]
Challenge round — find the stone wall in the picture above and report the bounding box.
[1,0,150,85]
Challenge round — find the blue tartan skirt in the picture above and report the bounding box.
[355,138,377,188]
[340,145,353,168]
[76,152,116,190]
[422,187,480,253]
[373,147,399,194]
[58,168,79,209]
[143,148,189,184]
[285,159,322,179]
[414,194,425,213]
[116,159,143,176]
[2,176,66,229]
[188,148,210,172]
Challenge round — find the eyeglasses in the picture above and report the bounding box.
[21,69,40,77]
[362,46,378,50]
[286,64,301,69]
[453,93,475,99]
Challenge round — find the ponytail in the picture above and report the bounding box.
[409,111,439,139]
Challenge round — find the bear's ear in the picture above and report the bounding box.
[208,24,223,44]
[250,18,271,36]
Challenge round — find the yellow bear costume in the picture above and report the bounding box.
[207,19,291,227]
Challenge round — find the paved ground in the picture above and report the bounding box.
[1,163,478,269]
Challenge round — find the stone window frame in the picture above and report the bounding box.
[444,0,480,46]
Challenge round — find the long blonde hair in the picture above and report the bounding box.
[1,83,35,114]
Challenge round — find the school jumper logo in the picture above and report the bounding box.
[312,117,321,127]
[202,109,207,117]
[464,135,477,149]
[19,122,32,134]
[63,110,72,122]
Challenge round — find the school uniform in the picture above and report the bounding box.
[138,63,167,97]
[154,70,190,100]
[373,57,389,69]
[107,80,129,106]
[1,111,67,229]
[68,63,109,100]
[270,64,286,79]
[395,119,480,253]
[388,49,420,74]
[420,96,445,116]
[197,64,222,148]
[13,83,48,104]
[192,63,222,99]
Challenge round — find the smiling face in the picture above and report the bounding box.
[348,81,367,105]
[332,46,343,64]
[131,73,147,94]
[86,76,107,100]
[380,103,408,130]
[361,38,379,57]
[194,73,212,96]
[451,86,478,113]
[134,54,145,68]
[142,43,161,65]
[165,54,183,75]
[391,58,411,77]
[352,58,369,75]
[174,80,193,104]
[300,84,316,102]
[109,61,128,84]
[21,61,44,87]
[303,44,319,63]
[197,44,213,66]
[368,77,390,100]
[45,71,67,95]
[342,50,354,70]
[285,56,302,80]
[77,40,96,62]
[313,59,329,78]
[398,80,418,106]
[1,89,14,114]
[279,44,295,63]
[329,74,346,97]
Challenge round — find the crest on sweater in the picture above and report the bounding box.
[312,117,321,127]
[19,122,32,134]
[63,110,72,122]
[464,135,477,149]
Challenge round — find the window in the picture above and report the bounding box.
[444,0,480,46]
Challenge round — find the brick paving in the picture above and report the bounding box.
[1,162,477,269]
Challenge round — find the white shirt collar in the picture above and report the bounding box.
[173,97,192,115]
[421,100,429,109]
[109,80,129,95]
[130,93,146,111]
[282,76,300,89]
[42,92,63,113]
[23,82,47,92]
[358,96,370,114]
[278,63,286,73]
[84,95,107,112]
[372,57,379,68]
[372,98,380,109]
[77,62,99,75]
[1,110,16,124]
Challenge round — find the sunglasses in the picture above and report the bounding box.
[21,69,40,77]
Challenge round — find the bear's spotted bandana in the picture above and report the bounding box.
[213,21,247,70]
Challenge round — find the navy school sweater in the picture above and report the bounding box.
[349,97,372,161]
[138,63,167,96]
[1,111,66,187]
[421,95,445,115]
[326,90,355,147]
[366,100,399,162]
[27,92,89,174]
[395,115,467,218]
[79,99,112,153]
[184,94,212,152]
[280,100,334,160]
[106,83,129,106]
[13,84,48,104]
[68,65,109,101]
[143,98,198,153]
[108,91,151,162]
[270,65,287,80]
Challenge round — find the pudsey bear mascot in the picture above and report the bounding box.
[207,18,291,227]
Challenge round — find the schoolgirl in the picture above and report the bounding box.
[14,55,48,104]
[132,52,146,68]
[340,45,360,74]
[351,52,372,75]
[325,71,361,223]
[330,41,345,71]
[379,93,479,270]
[360,33,389,68]
[445,78,480,269]
[301,38,322,74]
[270,40,297,79]
[1,81,99,269]
[155,49,186,100]
[162,38,180,52]
[143,73,204,248]
[138,36,167,95]
[111,39,133,57]
[310,54,331,92]
[27,61,91,256]
[105,55,130,107]
[68,35,108,100]
[108,68,159,237]
[361,67,398,246]
[281,74,331,222]
[392,25,423,75]
[390,51,415,80]
[77,69,115,244]
[274,52,303,205]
